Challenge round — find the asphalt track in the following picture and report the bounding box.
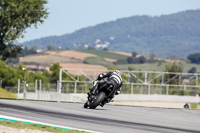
[0,99,200,133]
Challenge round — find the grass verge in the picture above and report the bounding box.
[190,103,199,109]
[0,120,86,133]
[0,88,17,99]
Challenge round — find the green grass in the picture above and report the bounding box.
[0,88,17,99]
[190,103,199,109]
[0,120,86,133]
[83,56,112,67]
[77,49,128,60]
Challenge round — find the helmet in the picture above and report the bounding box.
[113,69,121,76]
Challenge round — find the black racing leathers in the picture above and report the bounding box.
[92,72,122,98]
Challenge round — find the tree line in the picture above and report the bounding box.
[115,51,161,65]
[0,60,185,88]
[0,61,68,88]
[187,52,200,64]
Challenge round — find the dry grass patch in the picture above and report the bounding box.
[110,51,132,56]
[104,58,117,63]
[60,63,107,76]
[20,55,82,64]
[45,50,96,60]
[20,55,69,64]
[60,63,107,69]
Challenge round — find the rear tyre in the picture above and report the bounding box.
[89,92,106,109]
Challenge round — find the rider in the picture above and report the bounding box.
[90,69,123,106]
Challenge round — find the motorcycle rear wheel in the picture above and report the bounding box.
[89,92,106,109]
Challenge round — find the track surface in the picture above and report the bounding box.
[0,99,200,133]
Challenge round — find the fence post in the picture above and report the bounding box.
[17,79,20,94]
[35,79,38,100]
[131,83,133,94]
[184,85,186,95]
[166,85,169,95]
[145,72,148,84]
[39,80,42,91]
[17,79,20,99]
[23,81,26,100]
[39,80,42,100]
[59,68,62,94]
[148,83,151,95]
[74,81,77,93]
[161,74,164,84]
[196,74,198,86]
[57,80,61,93]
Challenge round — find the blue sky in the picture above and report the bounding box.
[19,0,200,43]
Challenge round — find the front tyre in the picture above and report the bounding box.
[89,92,106,109]
[83,100,89,108]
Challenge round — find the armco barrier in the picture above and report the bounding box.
[18,93,200,103]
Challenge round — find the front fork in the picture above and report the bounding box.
[90,80,99,94]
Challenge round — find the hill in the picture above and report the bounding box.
[22,10,200,57]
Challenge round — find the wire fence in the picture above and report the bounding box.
[2,69,200,97]
[3,80,200,97]
[60,81,200,96]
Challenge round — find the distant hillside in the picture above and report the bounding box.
[19,50,128,71]
[22,10,200,57]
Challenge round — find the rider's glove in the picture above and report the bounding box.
[97,73,104,80]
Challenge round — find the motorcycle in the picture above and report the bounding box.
[83,79,116,109]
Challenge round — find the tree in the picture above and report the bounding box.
[30,72,49,84]
[127,55,147,64]
[147,54,156,63]
[47,45,56,51]
[138,56,146,64]
[127,56,138,64]
[164,63,184,85]
[49,63,69,83]
[188,67,197,73]
[187,53,200,64]
[49,63,61,83]
[165,63,183,73]
[0,60,17,87]
[0,0,48,60]
[131,52,137,58]
[20,47,37,57]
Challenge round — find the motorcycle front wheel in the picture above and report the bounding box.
[83,100,89,108]
[89,92,106,109]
